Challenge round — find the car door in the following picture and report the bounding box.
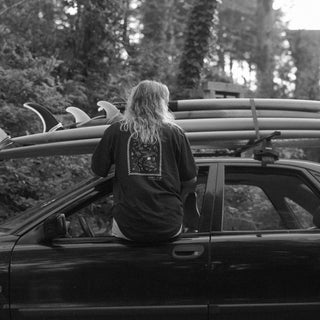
[208,163,320,320]
[10,165,212,320]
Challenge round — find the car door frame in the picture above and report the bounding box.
[208,160,320,320]
[9,163,217,320]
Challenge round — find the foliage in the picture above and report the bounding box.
[278,147,306,160]
[0,53,70,135]
[215,0,291,98]
[224,182,313,231]
[0,0,317,224]
[0,155,91,224]
[288,30,320,100]
[55,0,128,111]
[216,0,256,72]
[224,184,283,230]
[175,0,219,97]
[0,0,129,223]
[130,0,194,93]
[253,0,276,97]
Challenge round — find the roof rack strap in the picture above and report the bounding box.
[250,98,260,139]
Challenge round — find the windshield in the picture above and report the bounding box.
[0,197,55,232]
[0,155,92,232]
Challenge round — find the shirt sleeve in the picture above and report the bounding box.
[178,131,197,182]
[91,125,116,177]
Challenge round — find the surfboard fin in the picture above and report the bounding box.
[0,128,13,150]
[23,102,63,133]
[97,101,121,124]
[65,102,121,128]
[66,107,91,124]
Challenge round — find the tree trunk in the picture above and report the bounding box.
[255,0,275,98]
[175,0,218,99]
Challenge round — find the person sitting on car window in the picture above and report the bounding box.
[91,80,197,242]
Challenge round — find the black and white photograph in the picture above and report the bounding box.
[1,1,320,319]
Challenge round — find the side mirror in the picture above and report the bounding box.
[43,213,68,242]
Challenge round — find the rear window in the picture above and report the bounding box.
[223,167,320,231]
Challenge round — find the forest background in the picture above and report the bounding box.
[0,0,319,219]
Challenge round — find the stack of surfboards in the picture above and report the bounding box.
[1,98,320,159]
[171,98,320,145]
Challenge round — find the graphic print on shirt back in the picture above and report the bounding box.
[127,135,162,177]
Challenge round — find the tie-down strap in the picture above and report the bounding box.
[250,98,260,139]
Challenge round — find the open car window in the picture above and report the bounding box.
[62,166,209,238]
[67,193,114,238]
[223,166,320,231]
[0,155,93,233]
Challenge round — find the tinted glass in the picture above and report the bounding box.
[182,165,208,233]
[63,166,209,237]
[67,194,114,238]
[223,167,320,231]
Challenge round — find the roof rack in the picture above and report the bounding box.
[193,131,281,162]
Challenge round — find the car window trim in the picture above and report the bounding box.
[199,163,218,233]
[16,178,113,236]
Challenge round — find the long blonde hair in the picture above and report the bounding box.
[121,80,175,144]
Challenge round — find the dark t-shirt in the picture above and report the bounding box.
[91,121,197,242]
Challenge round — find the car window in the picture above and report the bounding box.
[223,166,320,231]
[66,193,114,238]
[182,166,208,233]
[0,155,91,228]
[284,197,314,228]
[63,166,209,238]
[224,184,283,230]
[195,166,208,210]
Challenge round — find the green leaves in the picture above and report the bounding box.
[0,155,92,224]
[176,0,218,96]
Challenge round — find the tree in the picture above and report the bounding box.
[215,0,256,82]
[175,0,218,98]
[288,30,320,100]
[213,0,290,97]
[54,0,128,112]
[129,0,193,92]
[254,0,275,97]
[0,0,94,218]
[0,0,69,136]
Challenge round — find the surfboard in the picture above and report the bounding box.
[169,98,320,112]
[24,101,121,131]
[177,118,320,132]
[23,102,63,132]
[21,99,320,134]
[12,126,106,145]
[9,116,320,146]
[66,107,91,123]
[1,138,317,160]
[3,133,320,160]
[173,109,320,119]
[2,98,320,160]
[66,102,121,128]
[66,109,320,127]
[0,139,98,160]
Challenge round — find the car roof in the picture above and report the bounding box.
[195,156,320,171]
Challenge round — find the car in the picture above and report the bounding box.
[1,98,320,320]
